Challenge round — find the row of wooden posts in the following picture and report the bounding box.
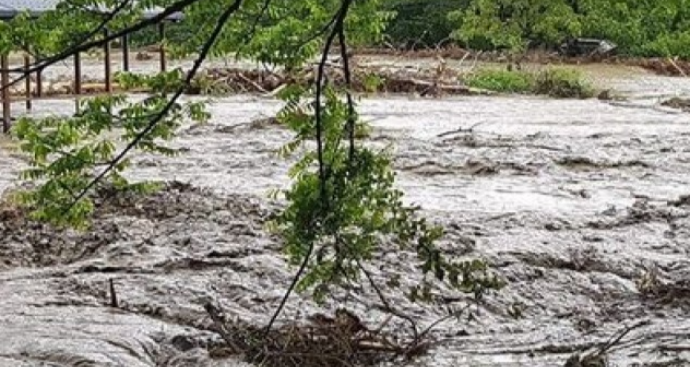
[1,23,169,134]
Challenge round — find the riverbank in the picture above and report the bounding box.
[2,48,690,99]
[0,50,662,103]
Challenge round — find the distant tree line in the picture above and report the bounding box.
[130,0,690,59]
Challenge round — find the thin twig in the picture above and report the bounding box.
[416,314,453,342]
[296,11,341,57]
[15,0,133,60]
[314,0,351,191]
[356,260,419,342]
[204,302,243,352]
[337,24,356,164]
[436,122,485,138]
[591,319,650,358]
[668,57,687,77]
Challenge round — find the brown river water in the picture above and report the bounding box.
[1,56,690,366]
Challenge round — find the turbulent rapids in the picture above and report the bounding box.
[1,57,690,366]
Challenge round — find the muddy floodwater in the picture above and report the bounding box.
[2,59,690,367]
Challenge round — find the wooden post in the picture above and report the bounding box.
[74,52,82,113]
[36,70,43,97]
[122,33,130,72]
[159,23,167,72]
[104,29,112,93]
[1,54,11,133]
[24,54,32,111]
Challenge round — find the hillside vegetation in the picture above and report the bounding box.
[385,0,690,58]
[137,0,690,59]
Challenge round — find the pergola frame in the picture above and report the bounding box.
[0,1,183,133]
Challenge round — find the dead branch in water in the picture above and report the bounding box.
[203,301,435,367]
[437,122,485,138]
[667,57,688,77]
[108,278,118,308]
[564,320,650,367]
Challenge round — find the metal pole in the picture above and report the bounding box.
[24,54,32,111]
[158,23,167,72]
[1,54,11,133]
[36,70,43,97]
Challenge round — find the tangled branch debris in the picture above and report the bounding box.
[187,64,479,96]
[3,64,484,99]
[637,266,690,308]
[204,303,431,367]
[564,320,650,367]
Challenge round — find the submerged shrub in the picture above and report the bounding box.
[463,67,594,98]
[533,68,594,98]
[464,68,534,93]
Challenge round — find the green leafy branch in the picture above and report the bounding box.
[12,78,209,228]
[8,0,242,227]
[264,0,504,336]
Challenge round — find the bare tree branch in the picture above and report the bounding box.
[337,24,355,163]
[356,260,419,343]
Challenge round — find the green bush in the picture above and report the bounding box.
[465,68,534,93]
[377,0,690,59]
[533,68,594,98]
[464,67,594,98]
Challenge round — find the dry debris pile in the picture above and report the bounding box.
[355,47,690,77]
[205,303,429,367]
[187,64,477,96]
[4,63,480,99]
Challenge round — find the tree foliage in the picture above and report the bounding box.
[103,0,690,58]
[12,71,209,228]
[380,0,690,58]
[449,0,581,51]
[269,83,502,305]
[382,0,462,48]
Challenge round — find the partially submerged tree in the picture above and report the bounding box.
[0,0,503,359]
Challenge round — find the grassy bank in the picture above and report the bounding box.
[463,68,595,98]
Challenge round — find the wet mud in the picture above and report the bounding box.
[2,59,690,366]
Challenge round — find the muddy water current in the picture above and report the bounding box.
[1,60,690,366]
